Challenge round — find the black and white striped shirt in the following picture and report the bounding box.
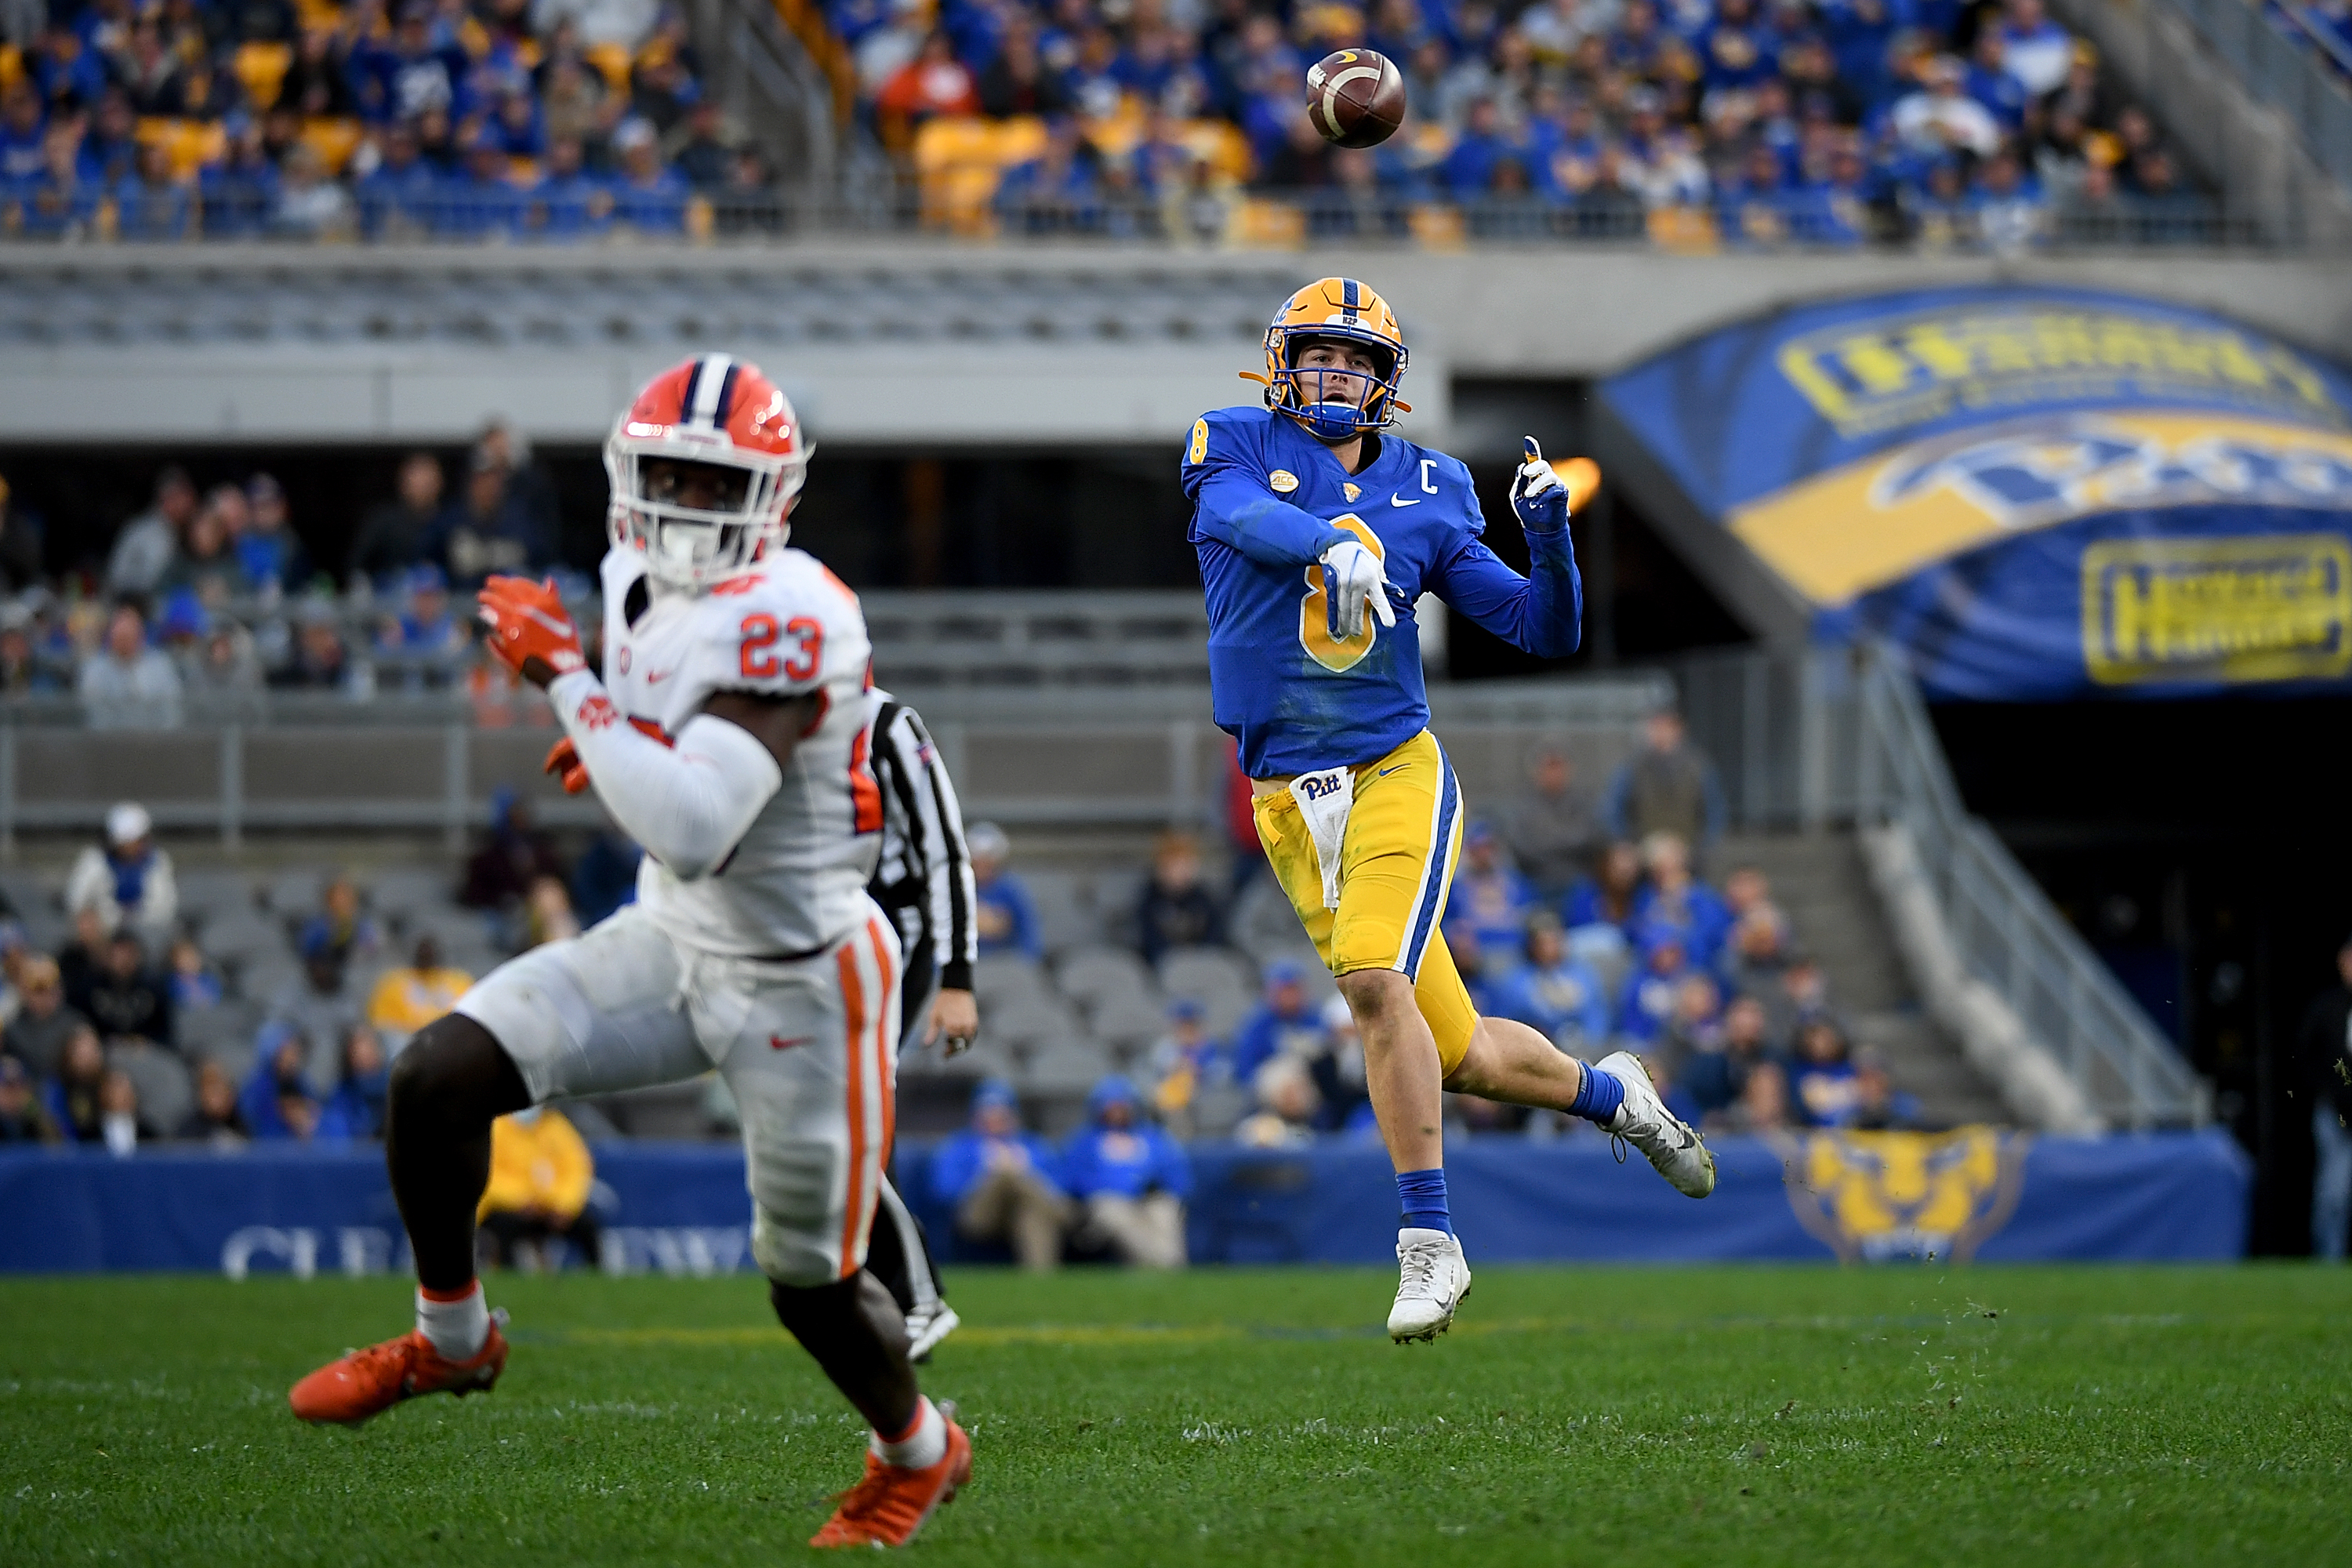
[866,697,978,996]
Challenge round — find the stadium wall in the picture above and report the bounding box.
[4,245,2346,447]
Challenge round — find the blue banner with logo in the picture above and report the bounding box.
[1599,286,2352,699]
[0,1129,2248,1273]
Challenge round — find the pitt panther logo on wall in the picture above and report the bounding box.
[1777,1127,2030,1262]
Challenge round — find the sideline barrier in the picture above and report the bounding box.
[0,1130,2247,1275]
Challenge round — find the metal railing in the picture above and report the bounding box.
[2165,0,2352,192]
[0,183,2269,251]
[1848,641,2208,1127]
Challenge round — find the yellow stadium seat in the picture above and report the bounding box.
[0,45,23,97]
[1229,198,1305,250]
[989,116,1047,167]
[1408,203,1467,252]
[132,118,228,180]
[586,42,633,94]
[505,155,542,187]
[1646,204,1720,254]
[233,42,293,112]
[293,0,345,30]
[912,115,994,172]
[299,116,365,175]
[1185,121,1254,182]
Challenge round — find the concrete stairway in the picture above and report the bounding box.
[1718,831,2009,1127]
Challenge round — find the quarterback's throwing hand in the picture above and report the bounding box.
[1319,537,1398,641]
[1511,437,1601,533]
[478,575,586,688]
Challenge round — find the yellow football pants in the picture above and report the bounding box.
[1251,728,1477,1076]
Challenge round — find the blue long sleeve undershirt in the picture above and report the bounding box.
[1191,470,1352,568]
[1430,523,1584,659]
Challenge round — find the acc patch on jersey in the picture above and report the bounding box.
[1269,470,1300,492]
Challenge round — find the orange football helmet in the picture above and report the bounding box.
[605,354,810,590]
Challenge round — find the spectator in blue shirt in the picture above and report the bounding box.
[1490,913,1611,1053]
[1675,993,1778,1124]
[113,142,193,242]
[1629,834,1733,967]
[1789,1015,1864,1127]
[0,86,47,184]
[1440,96,1512,194]
[1697,0,1779,91]
[529,136,615,238]
[356,122,441,237]
[1062,1076,1192,1268]
[994,117,1104,235]
[1446,822,1536,971]
[608,118,688,234]
[317,1025,390,1140]
[1227,958,1326,1085]
[239,1025,321,1141]
[967,822,1042,960]
[929,1080,1069,1270]
[1563,840,1645,935]
[1616,924,1697,1044]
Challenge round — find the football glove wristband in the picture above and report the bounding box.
[1319,538,1398,641]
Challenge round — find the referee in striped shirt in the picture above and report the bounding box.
[865,693,978,1361]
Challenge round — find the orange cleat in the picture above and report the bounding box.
[808,1409,972,1548]
[288,1318,510,1427]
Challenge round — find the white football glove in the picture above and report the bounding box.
[1319,537,1397,641]
[1511,435,1570,532]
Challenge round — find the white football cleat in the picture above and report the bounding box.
[1595,1050,1717,1198]
[906,1302,960,1364]
[1388,1227,1472,1344]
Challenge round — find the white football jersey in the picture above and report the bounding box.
[597,546,884,956]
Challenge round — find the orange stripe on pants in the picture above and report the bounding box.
[836,936,869,1279]
[868,916,897,1160]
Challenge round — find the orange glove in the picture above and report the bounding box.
[543,738,590,794]
[477,575,586,687]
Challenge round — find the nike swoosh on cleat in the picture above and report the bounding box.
[1388,495,1421,507]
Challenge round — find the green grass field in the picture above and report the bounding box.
[3,1265,2347,1565]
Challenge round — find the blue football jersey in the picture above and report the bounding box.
[1182,405,1585,778]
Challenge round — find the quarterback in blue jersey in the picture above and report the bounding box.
[1184,278,1715,1342]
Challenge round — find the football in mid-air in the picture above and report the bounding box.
[1305,49,1406,148]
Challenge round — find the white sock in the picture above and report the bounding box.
[416,1282,490,1361]
[870,1396,947,1470]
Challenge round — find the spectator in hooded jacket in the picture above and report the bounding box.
[1134,829,1224,963]
[240,1025,321,1140]
[318,1025,391,1140]
[1061,1076,1192,1268]
[82,929,172,1050]
[966,822,1042,961]
[477,1105,601,1269]
[78,602,183,731]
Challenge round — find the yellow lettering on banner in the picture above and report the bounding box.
[1773,307,2346,437]
[2084,534,2352,685]
[1726,411,2352,607]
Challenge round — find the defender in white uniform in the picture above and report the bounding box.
[286,356,971,1550]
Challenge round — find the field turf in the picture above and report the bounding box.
[2,1265,2347,1565]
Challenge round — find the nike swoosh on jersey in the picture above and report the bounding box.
[769,1034,813,1051]
[645,670,673,684]
[1388,495,1421,507]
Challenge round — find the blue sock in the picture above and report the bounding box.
[1396,1167,1451,1236]
[1569,1060,1626,1125]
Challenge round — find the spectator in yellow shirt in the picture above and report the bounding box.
[475,1106,601,1272]
[365,934,474,1047]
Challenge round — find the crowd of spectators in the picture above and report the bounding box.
[0,423,564,718]
[0,0,2222,248]
[851,0,2215,247]
[956,708,1926,1159]
[0,790,637,1171]
[0,0,778,242]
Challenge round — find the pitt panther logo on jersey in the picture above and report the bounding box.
[1777,1127,2029,1262]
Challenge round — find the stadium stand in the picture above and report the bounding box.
[0,0,2280,249]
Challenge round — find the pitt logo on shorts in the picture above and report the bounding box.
[1250,728,1478,1075]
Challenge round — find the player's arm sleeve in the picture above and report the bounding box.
[1181,414,1352,567]
[546,670,784,882]
[1430,515,1583,659]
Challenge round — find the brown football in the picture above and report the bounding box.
[1305,48,1406,149]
